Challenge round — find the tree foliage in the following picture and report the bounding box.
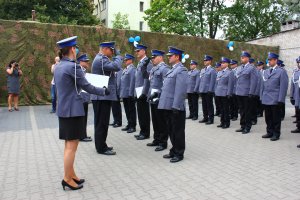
[112,12,130,30]
[0,0,99,25]
[144,0,225,38]
[223,0,289,41]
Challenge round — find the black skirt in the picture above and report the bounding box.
[59,116,86,140]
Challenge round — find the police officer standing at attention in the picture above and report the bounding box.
[134,44,153,140]
[91,41,122,155]
[213,62,222,117]
[255,61,265,118]
[55,36,109,190]
[229,59,239,121]
[186,60,200,120]
[261,53,288,141]
[215,57,234,129]
[77,54,93,142]
[147,50,170,151]
[277,59,286,121]
[291,57,300,133]
[235,51,258,134]
[198,55,216,125]
[120,54,137,133]
[110,68,123,128]
[158,46,188,163]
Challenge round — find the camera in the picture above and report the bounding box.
[15,63,19,67]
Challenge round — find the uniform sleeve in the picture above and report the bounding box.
[208,69,216,93]
[290,78,295,98]
[129,68,136,97]
[193,71,200,93]
[249,67,258,95]
[227,71,234,96]
[172,69,188,110]
[72,64,105,96]
[278,70,289,103]
[102,55,123,72]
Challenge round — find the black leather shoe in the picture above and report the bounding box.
[170,156,183,163]
[113,124,122,128]
[199,119,208,123]
[291,129,300,133]
[270,137,279,141]
[192,117,198,121]
[134,134,141,138]
[98,149,116,155]
[80,137,93,142]
[251,121,257,125]
[205,121,213,125]
[163,154,174,159]
[136,135,149,140]
[262,134,272,138]
[155,146,167,151]
[121,127,129,131]
[217,124,223,128]
[127,128,136,133]
[293,121,297,123]
[222,125,230,129]
[231,117,237,121]
[242,129,250,134]
[147,142,159,147]
[62,180,83,190]
[186,116,193,119]
[214,113,220,116]
[297,144,300,148]
[257,114,263,118]
[73,178,85,185]
[292,115,296,118]
[236,128,244,132]
[107,146,113,151]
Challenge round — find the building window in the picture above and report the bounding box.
[139,21,144,31]
[140,2,144,12]
[101,0,106,11]
[95,4,99,15]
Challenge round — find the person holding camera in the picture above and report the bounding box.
[6,60,22,112]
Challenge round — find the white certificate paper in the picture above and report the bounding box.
[135,87,143,98]
[85,73,109,88]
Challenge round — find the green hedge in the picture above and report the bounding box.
[0,19,278,106]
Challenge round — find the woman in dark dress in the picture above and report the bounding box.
[6,60,22,112]
[54,36,109,190]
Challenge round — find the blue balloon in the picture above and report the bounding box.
[135,36,141,42]
[128,37,134,43]
[266,58,269,64]
[228,41,234,47]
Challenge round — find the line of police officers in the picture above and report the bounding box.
[74,39,299,163]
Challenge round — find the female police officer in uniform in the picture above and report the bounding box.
[55,36,109,190]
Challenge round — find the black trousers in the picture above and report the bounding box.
[280,103,285,120]
[251,96,259,123]
[201,93,214,121]
[136,97,150,137]
[257,99,264,117]
[150,103,166,146]
[83,102,89,138]
[220,96,230,126]
[187,93,199,118]
[237,96,253,131]
[264,104,282,138]
[214,96,221,115]
[296,107,300,129]
[123,97,136,128]
[164,110,186,158]
[111,98,122,125]
[92,100,112,152]
[229,94,238,119]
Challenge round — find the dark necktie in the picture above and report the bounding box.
[270,68,273,74]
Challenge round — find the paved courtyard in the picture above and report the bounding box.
[0,103,300,200]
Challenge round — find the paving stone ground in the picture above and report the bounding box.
[1,102,300,200]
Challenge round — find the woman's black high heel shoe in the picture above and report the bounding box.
[61,180,83,190]
[73,178,85,185]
